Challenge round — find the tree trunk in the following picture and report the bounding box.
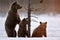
[27,0,31,37]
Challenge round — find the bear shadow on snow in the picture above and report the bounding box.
[32,22,47,37]
[5,1,22,37]
[18,18,29,37]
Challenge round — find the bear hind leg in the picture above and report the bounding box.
[13,30,16,37]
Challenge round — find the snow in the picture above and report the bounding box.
[0,13,60,40]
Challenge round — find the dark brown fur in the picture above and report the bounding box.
[18,18,29,37]
[5,2,22,37]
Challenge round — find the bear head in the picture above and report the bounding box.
[22,18,29,24]
[11,2,22,10]
[40,22,47,28]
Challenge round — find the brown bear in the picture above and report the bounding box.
[5,2,22,37]
[32,22,47,37]
[18,18,29,37]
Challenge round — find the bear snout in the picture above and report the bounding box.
[18,6,22,9]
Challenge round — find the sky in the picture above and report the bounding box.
[0,0,60,14]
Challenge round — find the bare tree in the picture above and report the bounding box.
[27,0,31,37]
[27,0,43,37]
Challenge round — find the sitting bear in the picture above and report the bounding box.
[32,22,47,37]
[18,18,29,37]
[5,2,22,37]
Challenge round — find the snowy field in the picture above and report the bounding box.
[0,13,60,40]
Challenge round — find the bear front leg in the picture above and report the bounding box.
[44,31,47,37]
[18,29,26,37]
[18,32,25,37]
[26,30,29,37]
[17,15,21,24]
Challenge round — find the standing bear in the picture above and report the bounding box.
[5,2,22,37]
[18,18,29,37]
[32,22,47,37]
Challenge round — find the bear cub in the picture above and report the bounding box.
[32,22,47,37]
[18,18,29,37]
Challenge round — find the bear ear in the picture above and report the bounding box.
[22,18,26,21]
[25,18,28,19]
[45,22,47,24]
[26,18,28,20]
[12,1,17,5]
[40,22,42,24]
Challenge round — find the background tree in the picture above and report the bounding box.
[27,0,43,37]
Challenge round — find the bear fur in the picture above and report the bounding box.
[32,22,47,37]
[18,18,29,37]
[5,2,22,37]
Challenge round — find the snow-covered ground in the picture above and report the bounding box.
[0,13,60,40]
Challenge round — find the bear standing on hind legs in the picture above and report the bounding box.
[5,2,22,37]
[32,22,47,37]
